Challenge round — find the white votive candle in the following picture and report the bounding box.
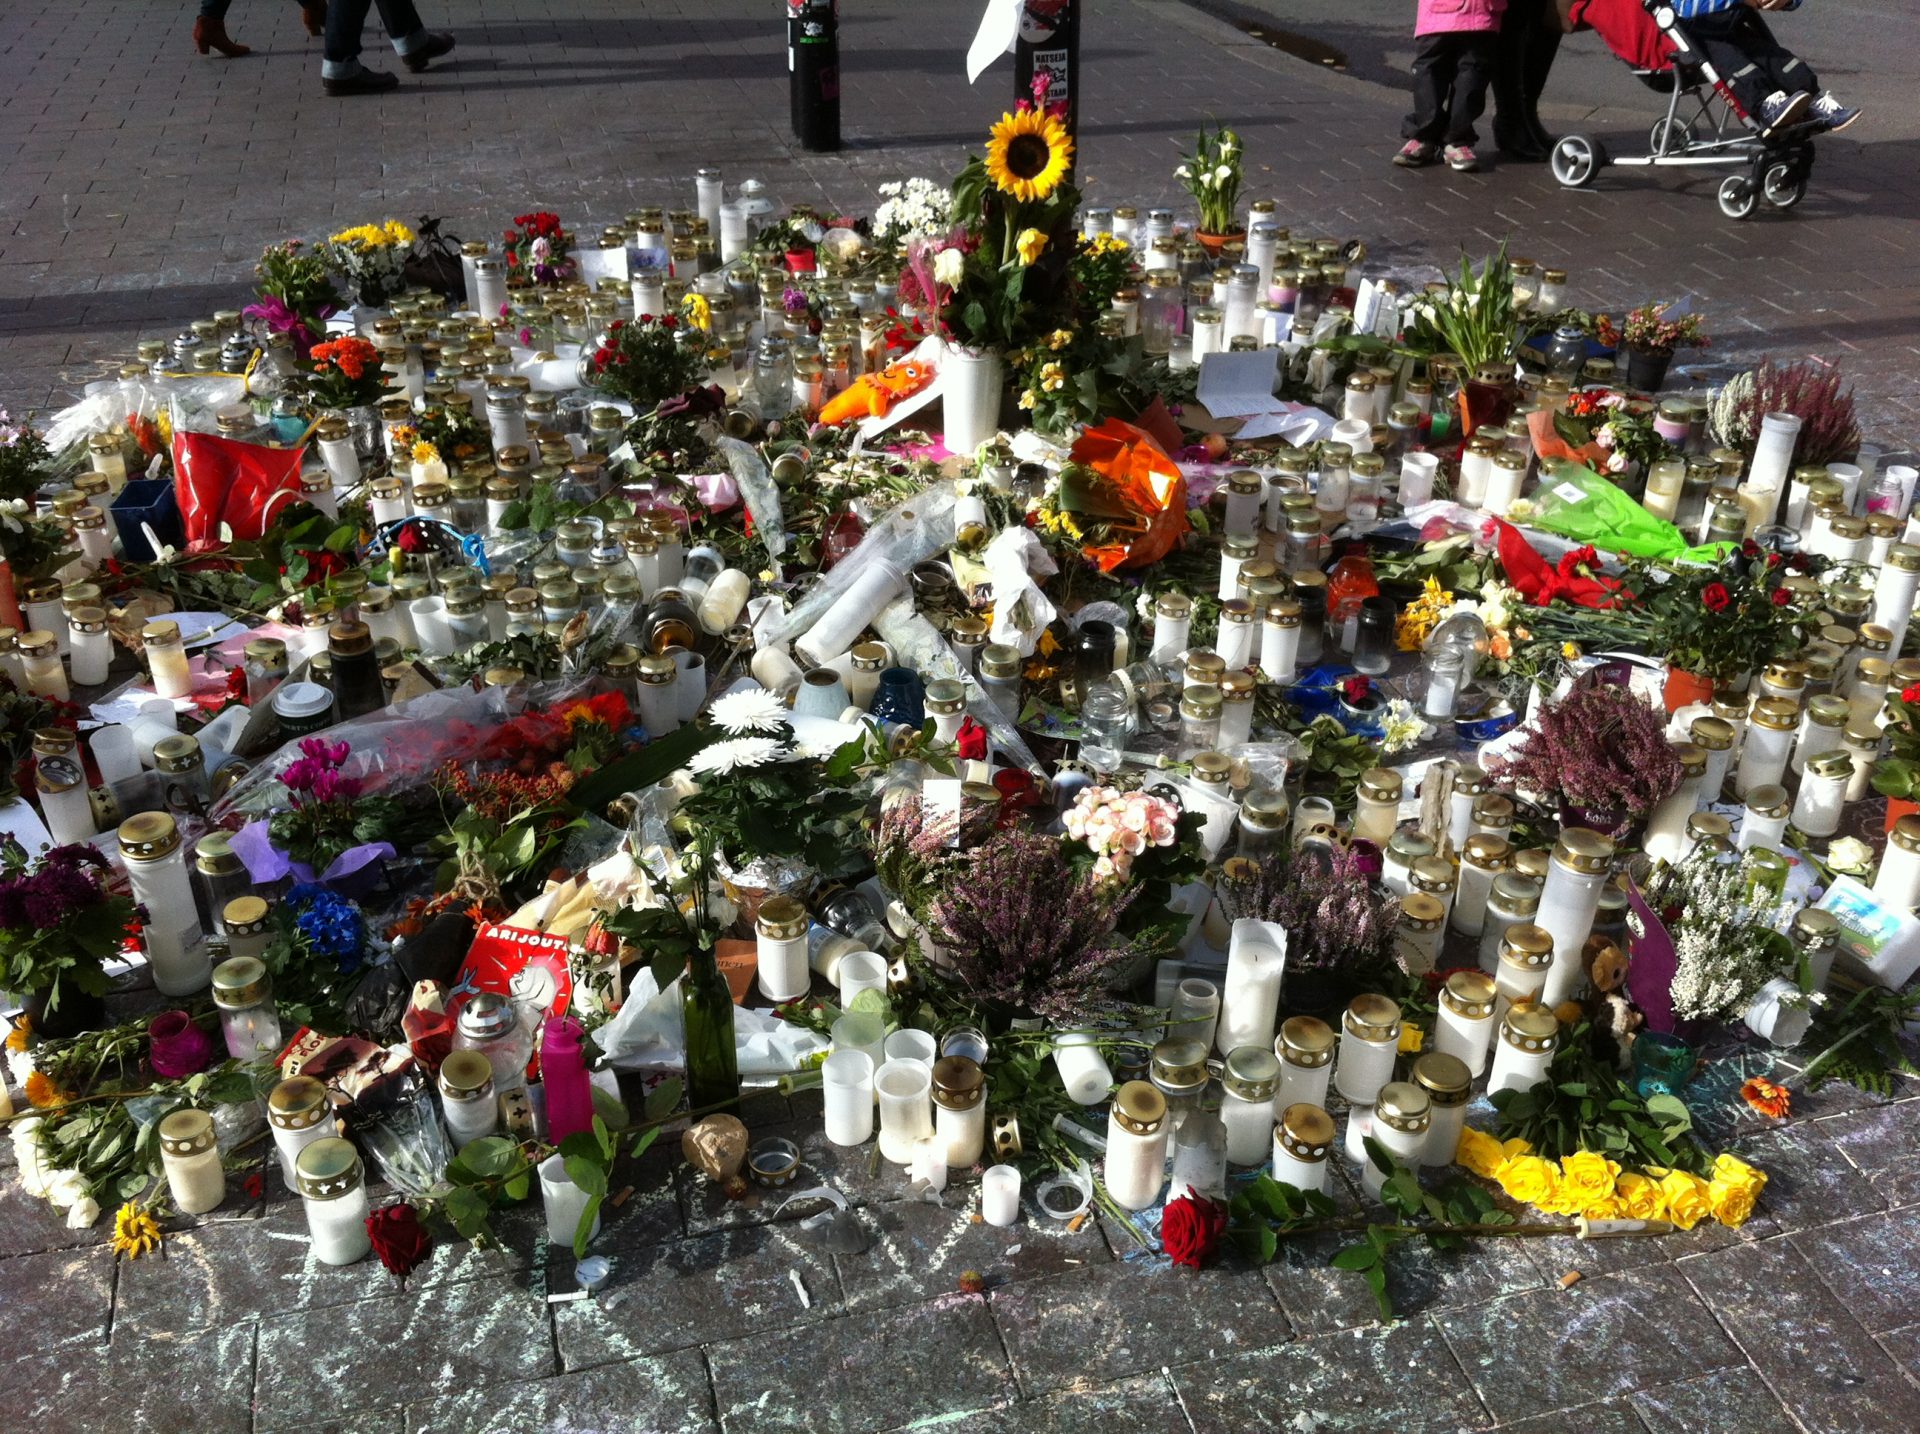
[981,1164,1023,1226]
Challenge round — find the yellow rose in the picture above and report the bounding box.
[1559,1151,1622,1211]
[1655,1168,1712,1231]
[1498,1155,1561,1209]
[1500,1136,1533,1161]
[1015,228,1049,266]
[1581,1194,1629,1220]
[1455,1126,1507,1180]
[1615,1171,1665,1221]
[1707,1152,1768,1228]
[1398,1023,1425,1055]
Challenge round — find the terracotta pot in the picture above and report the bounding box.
[1885,797,1919,835]
[1662,666,1716,714]
[1195,229,1245,257]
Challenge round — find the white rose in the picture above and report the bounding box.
[44,1168,89,1211]
[934,248,966,288]
[66,1197,101,1229]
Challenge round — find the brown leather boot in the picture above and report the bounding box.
[191,16,252,57]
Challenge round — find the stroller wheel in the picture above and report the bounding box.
[1762,160,1809,209]
[1551,135,1605,188]
[1717,176,1759,220]
[1648,118,1696,156]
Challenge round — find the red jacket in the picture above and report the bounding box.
[1565,0,1679,71]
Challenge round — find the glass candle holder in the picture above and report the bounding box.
[981,1164,1022,1226]
[836,950,888,1008]
[158,1108,225,1215]
[437,1049,498,1151]
[1432,970,1497,1077]
[1538,828,1613,1008]
[1168,976,1220,1050]
[1792,751,1851,837]
[1364,1082,1431,1198]
[1413,1052,1473,1166]
[1261,598,1301,682]
[1221,1046,1281,1166]
[755,895,811,1004]
[297,1137,372,1265]
[268,1075,334,1187]
[1352,768,1401,846]
[210,955,281,1062]
[1272,1103,1334,1194]
[822,1049,876,1146]
[1051,1031,1113,1106]
[1735,698,1798,798]
[875,1059,934,1165]
[1103,1081,1169,1210]
[119,812,209,997]
[1873,815,1920,908]
[1333,994,1401,1106]
[1274,1016,1334,1113]
[539,1151,602,1247]
[1218,919,1286,1056]
[1630,1031,1695,1100]
[1738,784,1791,854]
[1487,1005,1561,1100]
[932,1055,987,1168]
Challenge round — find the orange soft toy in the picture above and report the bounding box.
[817,359,936,425]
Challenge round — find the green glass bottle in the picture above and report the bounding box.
[681,946,739,1111]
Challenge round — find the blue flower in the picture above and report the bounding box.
[290,886,366,973]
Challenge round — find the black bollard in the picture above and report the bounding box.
[787,0,842,153]
[1013,0,1080,159]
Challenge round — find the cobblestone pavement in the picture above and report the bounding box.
[4,3,1920,1430]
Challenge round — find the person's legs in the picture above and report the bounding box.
[372,0,455,72]
[194,0,249,55]
[1444,33,1498,148]
[1490,5,1538,156]
[1730,11,1818,97]
[198,0,230,18]
[1404,34,1462,146]
[1681,8,1789,117]
[324,0,376,75]
[1520,3,1563,147]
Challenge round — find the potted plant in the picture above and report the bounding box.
[1637,546,1814,710]
[246,239,339,361]
[1483,677,1684,840]
[1872,680,1920,831]
[1707,356,1860,469]
[582,314,709,412]
[1177,122,1243,253]
[302,337,389,452]
[0,841,138,1038]
[1404,247,1518,435]
[316,218,415,313]
[674,690,867,926]
[1596,301,1707,394]
[1217,843,1400,1020]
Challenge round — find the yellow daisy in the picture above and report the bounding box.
[984,110,1074,202]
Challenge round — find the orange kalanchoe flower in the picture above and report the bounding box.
[1740,1077,1791,1120]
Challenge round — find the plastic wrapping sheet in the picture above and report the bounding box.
[715,435,789,560]
[764,480,960,649]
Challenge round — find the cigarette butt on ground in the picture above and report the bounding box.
[1559,1271,1583,1290]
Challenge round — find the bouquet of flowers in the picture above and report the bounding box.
[1483,678,1682,834]
[1176,122,1243,237]
[872,178,954,245]
[0,842,137,1020]
[1642,851,1794,1023]
[247,239,339,359]
[304,336,389,411]
[1555,388,1674,476]
[266,737,402,876]
[318,219,415,306]
[1597,301,1708,356]
[928,77,1080,353]
[1636,545,1812,685]
[502,211,576,288]
[0,407,50,503]
[0,412,76,579]
[585,315,709,409]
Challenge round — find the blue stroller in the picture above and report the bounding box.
[1548,0,1820,219]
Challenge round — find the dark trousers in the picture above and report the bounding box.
[1491,0,1562,140]
[1682,9,1818,116]
[324,0,423,65]
[199,0,316,18]
[1404,32,1498,147]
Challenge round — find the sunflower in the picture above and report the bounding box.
[985,110,1073,203]
[111,1201,163,1260]
[24,1070,71,1108]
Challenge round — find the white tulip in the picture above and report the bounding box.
[1175,165,1192,179]
[934,248,967,287]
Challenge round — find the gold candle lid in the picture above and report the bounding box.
[1441,970,1497,1018]
[158,1107,216,1157]
[1277,1102,1335,1159]
[211,955,270,1009]
[295,1136,364,1201]
[438,1049,495,1098]
[1343,994,1401,1042]
[1552,828,1614,874]
[117,811,181,861]
[1501,923,1554,970]
[1277,1015,1335,1067]
[1502,1004,1561,1051]
[1374,1080,1431,1132]
[1412,1052,1473,1107]
[1112,1080,1167,1136]
[268,1075,330,1129]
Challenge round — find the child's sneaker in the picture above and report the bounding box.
[1756,90,1811,135]
[1444,144,1480,172]
[1809,92,1861,132]
[1393,140,1437,168]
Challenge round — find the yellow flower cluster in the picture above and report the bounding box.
[1038,362,1066,393]
[1395,577,1453,651]
[1045,329,1074,352]
[411,440,441,465]
[1456,1127,1766,1230]
[681,293,712,332]
[329,219,414,250]
[111,1201,163,1259]
[1079,232,1131,259]
[1032,504,1084,542]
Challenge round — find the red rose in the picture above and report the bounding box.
[395,522,429,553]
[1903,683,1920,705]
[1161,1193,1228,1270]
[1770,586,1791,606]
[365,1203,433,1283]
[955,716,989,762]
[1740,539,1761,558]
[1701,583,1731,612]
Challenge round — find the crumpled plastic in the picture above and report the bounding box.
[592,966,830,1075]
[715,434,789,559]
[766,480,959,649]
[1523,460,1728,565]
[981,526,1058,655]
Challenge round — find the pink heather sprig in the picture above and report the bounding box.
[1484,679,1682,823]
[1063,785,1180,882]
[1220,844,1400,975]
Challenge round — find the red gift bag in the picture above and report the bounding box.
[171,429,307,547]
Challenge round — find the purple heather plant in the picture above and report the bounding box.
[929,826,1137,1022]
[1219,844,1400,975]
[1484,678,1683,829]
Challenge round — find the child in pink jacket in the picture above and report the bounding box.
[1397,0,1508,172]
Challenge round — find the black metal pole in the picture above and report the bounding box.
[788,0,842,153]
[1013,0,1079,158]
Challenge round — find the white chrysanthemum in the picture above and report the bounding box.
[690,737,787,777]
[709,687,791,736]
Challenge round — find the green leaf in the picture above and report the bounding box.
[642,1076,684,1122]
[1331,1245,1379,1271]
[572,1193,604,1259]
[569,721,714,813]
[459,1136,518,1180]
[1363,1263,1392,1320]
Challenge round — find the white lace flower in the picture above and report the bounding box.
[690,736,787,777]
[708,687,791,736]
